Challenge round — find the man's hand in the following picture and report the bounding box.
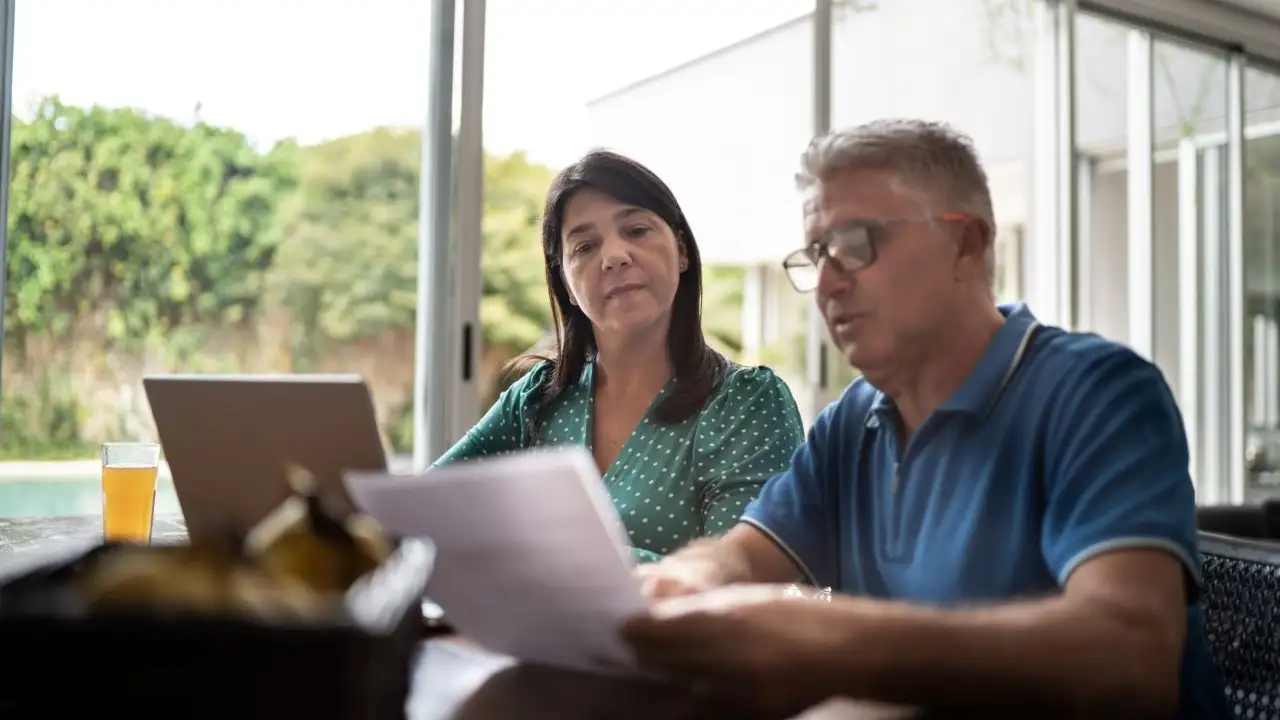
[634,525,806,599]
[621,584,841,719]
[633,558,720,599]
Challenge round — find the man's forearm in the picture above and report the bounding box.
[815,596,1179,717]
[665,523,806,587]
[663,537,757,586]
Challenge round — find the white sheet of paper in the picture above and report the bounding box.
[344,446,649,675]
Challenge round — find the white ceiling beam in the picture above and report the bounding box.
[1082,0,1280,69]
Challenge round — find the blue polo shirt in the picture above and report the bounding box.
[741,303,1229,719]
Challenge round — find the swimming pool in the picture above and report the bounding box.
[0,462,181,519]
[0,455,414,519]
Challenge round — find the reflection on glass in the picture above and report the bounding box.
[0,1,434,506]
[994,225,1024,304]
[1149,42,1229,399]
[1153,39,1230,140]
[1073,12,1130,341]
[1244,109,1280,493]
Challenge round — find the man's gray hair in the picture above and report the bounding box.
[796,119,997,287]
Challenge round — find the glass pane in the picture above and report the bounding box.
[1154,39,1230,139]
[1244,66,1280,497]
[1074,22,1232,499]
[481,0,811,412]
[994,225,1025,303]
[1152,40,1228,391]
[1074,12,1130,341]
[823,0,1035,397]
[1,1,427,516]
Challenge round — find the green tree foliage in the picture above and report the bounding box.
[5,96,294,353]
[268,130,739,362]
[268,128,421,366]
[0,97,747,458]
[268,132,555,362]
[703,265,744,356]
[480,152,554,353]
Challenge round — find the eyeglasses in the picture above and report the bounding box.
[781,213,970,292]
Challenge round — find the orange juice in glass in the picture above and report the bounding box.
[101,442,161,544]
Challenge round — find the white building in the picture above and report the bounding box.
[581,0,1280,505]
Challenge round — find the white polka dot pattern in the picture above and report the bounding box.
[435,360,805,562]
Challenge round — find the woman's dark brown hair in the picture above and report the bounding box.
[505,149,725,444]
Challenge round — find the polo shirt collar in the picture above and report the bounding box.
[871,302,1040,419]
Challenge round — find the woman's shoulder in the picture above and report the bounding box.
[497,357,557,406]
[692,362,804,448]
[707,362,796,410]
[720,362,789,389]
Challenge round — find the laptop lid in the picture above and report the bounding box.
[143,374,389,543]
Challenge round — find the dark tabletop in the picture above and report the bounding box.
[411,638,917,719]
[0,514,916,719]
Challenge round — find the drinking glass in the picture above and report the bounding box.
[101,442,161,544]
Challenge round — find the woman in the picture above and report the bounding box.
[436,149,804,562]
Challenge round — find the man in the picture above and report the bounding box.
[621,120,1231,719]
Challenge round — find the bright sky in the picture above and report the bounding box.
[15,0,812,168]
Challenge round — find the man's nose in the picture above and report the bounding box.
[600,234,633,270]
[815,256,851,301]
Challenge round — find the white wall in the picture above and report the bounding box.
[1081,158,1185,392]
[584,0,1040,266]
[1082,167,1129,342]
[583,0,1280,404]
[585,17,815,267]
[826,0,1032,166]
[583,1,1280,266]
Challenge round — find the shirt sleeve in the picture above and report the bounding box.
[630,547,663,565]
[1040,346,1202,595]
[693,366,806,537]
[739,401,839,588]
[432,361,549,466]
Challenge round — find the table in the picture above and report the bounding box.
[0,515,916,719]
[411,638,918,719]
[0,513,188,551]
[0,513,187,581]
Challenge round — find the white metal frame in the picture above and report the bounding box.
[1226,52,1247,504]
[412,0,459,469]
[1126,29,1156,360]
[1075,154,1095,327]
[452,0,486,439]
[412,0,486,468]
[1031,0,1078,329]
[804,0,834,419]
[1176,139,1205,497]
[0,0,15,397]
[1201,142,1229,504]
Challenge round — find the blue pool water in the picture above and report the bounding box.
[0,478,182,519]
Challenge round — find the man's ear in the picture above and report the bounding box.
[956,217,992,278]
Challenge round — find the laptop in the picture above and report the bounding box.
[143,374,389,543]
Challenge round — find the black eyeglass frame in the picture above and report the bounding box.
[780,213,971,292]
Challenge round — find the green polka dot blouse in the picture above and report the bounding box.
[434,360,805,564]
